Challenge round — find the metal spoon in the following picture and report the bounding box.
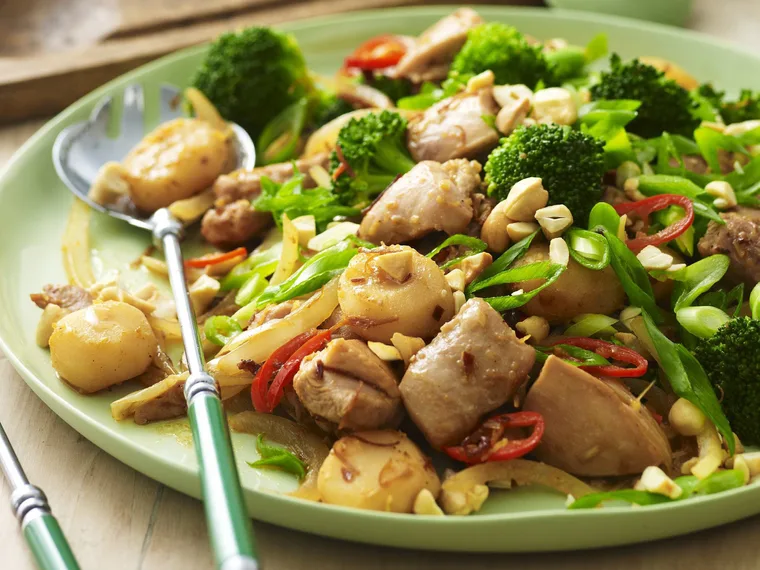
[52,84,259,570]
[1,422,80,570]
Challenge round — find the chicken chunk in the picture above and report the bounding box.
[359,159,480,244]
[394,8,483,82]
[399,298,535,449]
[698,207,760,286]
[523,356,672,477]
[293,339,402,431]
[200,154,329,246]
[30,284,92,312]
[407,89,499,163]
[200,199,271,248]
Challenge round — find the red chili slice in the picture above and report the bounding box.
[266,329,333,411]
[184,247,247,269]
[444,412,545,465]
[548,337,648,378]
[250,331,316,413]
[613,194,694,253]
[343,35,408,71]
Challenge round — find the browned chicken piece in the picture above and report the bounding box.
[133,381,187,425]
[359,159,480,245]
[200,199,271,248]
[523,356,672,477]
[394,8,483,82]
[200,154,330,247]
[293,339,402,431]
[407,89,500,163]
[601,185,630,207]
[698,207,760,286]
[399,298,535,449]
[213,153,330,205]
[30,284,92,312]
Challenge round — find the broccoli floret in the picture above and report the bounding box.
[448,23,551,89]
[484,124,606,224]
[697,84,760,124]
[590,54,699,138]
[693,317,760,444]
[329,110,415,205]
[192,26,314,141]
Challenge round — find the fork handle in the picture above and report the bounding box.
[153,209,259,570]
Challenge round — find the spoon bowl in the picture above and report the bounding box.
[52,83,256,231]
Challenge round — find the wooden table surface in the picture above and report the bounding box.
[3,1,760,568]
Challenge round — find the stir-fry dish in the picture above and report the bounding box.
[32,9,760,514]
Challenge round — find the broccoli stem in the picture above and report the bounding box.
[373,142,416,176]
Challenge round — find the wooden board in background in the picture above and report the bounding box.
[0,0,543,124]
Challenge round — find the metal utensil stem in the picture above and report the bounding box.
[0,422,27,490]
[152,208,259,570]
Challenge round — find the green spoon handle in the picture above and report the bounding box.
[23,512,80,570]
[154,209,259,570]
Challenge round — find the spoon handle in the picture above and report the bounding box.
[153,209,259,570]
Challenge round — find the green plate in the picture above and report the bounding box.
[1,5,759,553]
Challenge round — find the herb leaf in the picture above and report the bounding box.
[248,434,306,479]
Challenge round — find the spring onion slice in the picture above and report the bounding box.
[468,261,566,312]
[642,311,734,454]
[204,316,243,347]
[676,306,730,339]
[566,228,610,270]
[563,313,618,337]
[426,234,487,269]
[666,255,730,312]
[475,230,540,283]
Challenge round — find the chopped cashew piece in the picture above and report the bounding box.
[623,177,647,201]
[515,316,550,344]
[36,304,68,348]
[669,398,707,436]
[465,70,495,93]
[504,177,549,222]
[292,215,317,247]
[374,249,414,282]
[705,180,737,210]
[636,245,674,271]
[690,423,728,479]
[453,291,467,314]
[480,200,512,253]
[141,255,169,276]
[495,96,531,135]
[535,204,573,239]
[549,237,569,266]
[307,222,360,251]
[450,252,493,284]
[726,452,760,478]
[89,161,130,206]
[724,120,760,137]
[634,466,682,499]
[188,274,221,315]
[390,333,425,367]
[733,456,752,484]
[367,341,403,362]
[507,221,540,242]
[445,269,466,292]
[492,84,533,107]
[531,88,577,126]
[413,488,444,516]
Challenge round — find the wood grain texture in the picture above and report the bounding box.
[2,1,760,568]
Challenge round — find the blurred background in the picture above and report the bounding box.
[0,0,755,124]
